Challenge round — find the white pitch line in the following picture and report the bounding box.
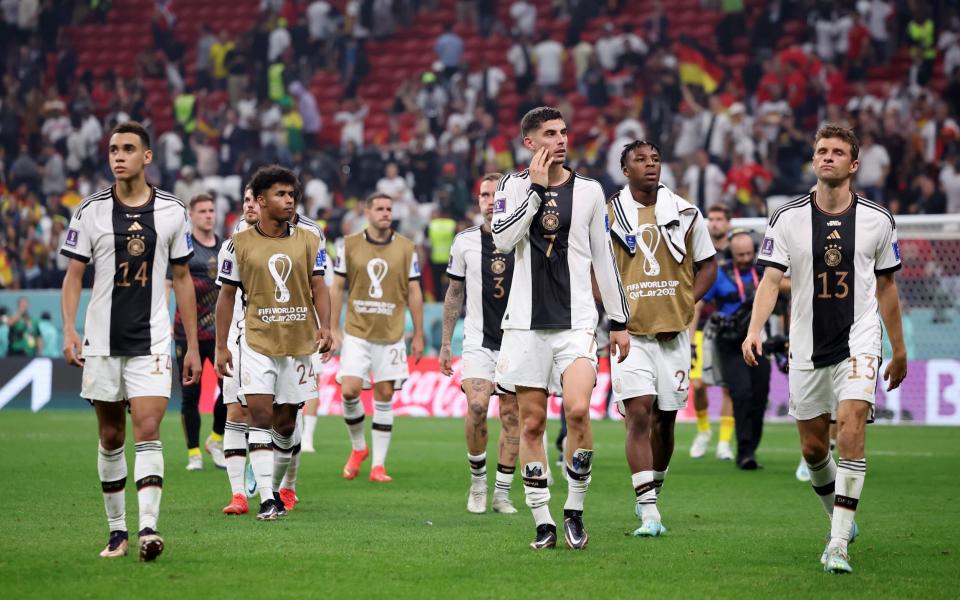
[758,446,939,458]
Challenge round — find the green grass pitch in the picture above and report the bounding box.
[1,411,958,598]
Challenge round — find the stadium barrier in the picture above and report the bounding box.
[2,355,959,425]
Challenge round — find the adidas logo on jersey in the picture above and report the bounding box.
[128,221,143,232]
[827,230,841,240]
[544,192,558,207]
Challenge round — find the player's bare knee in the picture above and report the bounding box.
[521,414,545,442]
[99,423,125,449]
[800,436,830,464]
[564,401,590,428]
[466,394,488,423]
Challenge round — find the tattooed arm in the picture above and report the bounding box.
[439,278,466,376]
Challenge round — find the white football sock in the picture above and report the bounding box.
[494,463,515,497]
[522,461,554,526]
[371,401,393,467]
[134,441,163,532]
[342,397,367,451]
[563,448,592,513]
[223,420,248,496]
[632,470,661,523]
[248,427,274,503]
[98,444,127,532]
[806,454,837,518]
[468,452,487,484]
[831,458,866,550]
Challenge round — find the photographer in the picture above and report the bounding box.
[702,230,770,470]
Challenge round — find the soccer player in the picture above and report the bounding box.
[330,193,425,482]
[439,172,520,515]
[607,141,717,536]
[215,166,332,521]
[218,186,258,515]
[689,203,735,461]
[218,185,321,515]
[166,193,226,471]
[60,121,202,561]
[744,125,907,574]
[492,106,630,550]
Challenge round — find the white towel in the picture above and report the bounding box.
[608,184,696,265]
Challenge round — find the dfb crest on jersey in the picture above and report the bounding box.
[207,256,218,279]
[127,235,146,256]
[65,228,79,247]
[491,256,506,274]
[541,210,560,232]
[824,244,842,267]
[760,237,774,257]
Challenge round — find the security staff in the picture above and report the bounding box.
[701,230,770,470]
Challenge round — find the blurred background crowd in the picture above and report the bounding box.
[1,0,958,300]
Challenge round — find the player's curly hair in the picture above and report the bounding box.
[619,140,662,169]
[249,165,299,200]
[520,106,564,136]
[815,124,860,160]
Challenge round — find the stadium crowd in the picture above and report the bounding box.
[1,0,959,296]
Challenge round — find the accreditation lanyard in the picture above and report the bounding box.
[733,267,759,302]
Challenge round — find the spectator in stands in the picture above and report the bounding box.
[940,153,960,214]
[910,174,947,215]
[856,131,890,203]
[9,144,41,193]
[173,166,207,203]
[507,35,535,95]
[510,0,536,37]
[40,144,65,197]
[6,296,40,356]
[907,6,936,86]
[37,311,59,358]
[435,22,464,80]
[195,24,216,89]
[416,72,449,135]
[427,204,457,299]
[862,0,893,65]
[290,81,321,149]
[0,307,8,356]
[532,32,564,93]
[334,96,368,148]
[682,149,726,212]
[467,58,506,114]
[268,17,292,63]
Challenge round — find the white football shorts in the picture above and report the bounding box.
[496,328,597,392]
[789,354,880,421]
[82,354,173,402]
[612,331,690,414]
[336,333,408,388]
[236,334,317,406]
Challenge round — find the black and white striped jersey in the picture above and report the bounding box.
[446,225,514,351]
[59,186,193,356]
[491,168,628,331]
[757,192,901,369]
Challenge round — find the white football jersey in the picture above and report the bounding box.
[216,214,326,345]
[491,169,628,331]
[447,225,514,351]
[60,186,193,356]
[757,193,901,369]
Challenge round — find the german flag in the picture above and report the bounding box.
[677,36,724,94]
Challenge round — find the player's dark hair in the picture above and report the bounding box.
[815,124,860,160]
[481,172,503,184]
[365,192,393,207]
[619,140,662,169]
[249,165,299,200]
[189,194,215,210]
[520,106,564,136]
[707,203,732,220]
[111,121,151,150]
